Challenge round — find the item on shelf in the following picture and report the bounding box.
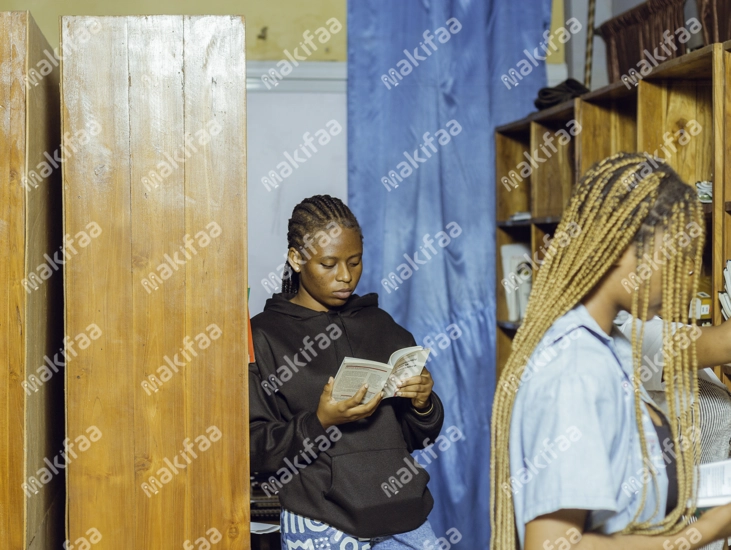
[509,211,532,221]
[533,78,589,110]
[500,243,531,322]
[515,260,532,320]
[690,273,712,321]
[696,180,712,203]
[721,261,731,321]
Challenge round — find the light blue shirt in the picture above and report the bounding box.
[509,304,671,549]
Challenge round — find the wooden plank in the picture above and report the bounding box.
[577,96,638,176]
[183,16,249,548]
[530,121,574,218]
[0,12,27,550]
[0,11,63,549]
[495,132,530,221]
[719,46,731,392]
[62,15,135,545]
[24,12,64,550]
[62,15,250,548]
[127,16,186,549]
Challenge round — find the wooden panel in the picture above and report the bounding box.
[719,47,731,392]
[0,13,27,549]
[0,11,63,549]
[24,13,64,550]
[62,15,135,545]
[128,16,186,549]
[62,15,249,548]
[576,97,637,176]
[495,132,530,221]
[530,122,575,219]
[183,17,249,546]
[637,79,713,185]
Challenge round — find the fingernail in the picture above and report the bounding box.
[329,377,333,383]
[364,383,369,389]
[396,391,401,396]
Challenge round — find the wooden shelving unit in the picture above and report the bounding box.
[495,42,731,390]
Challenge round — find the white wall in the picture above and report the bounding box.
[246,62,348,315]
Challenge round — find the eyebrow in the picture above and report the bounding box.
[320,253,362,261]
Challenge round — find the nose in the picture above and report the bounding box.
[335,262,352,283]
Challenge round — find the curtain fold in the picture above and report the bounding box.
[599,0,688,83]
[347,1,550,546]
[698,0,731,45]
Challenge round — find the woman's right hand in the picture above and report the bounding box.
[316,376,383,429]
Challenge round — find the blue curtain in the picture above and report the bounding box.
[348,1,551,546]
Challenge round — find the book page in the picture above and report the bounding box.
[383,348,431,398]
[697,459,731,508]
[331,358,392,403]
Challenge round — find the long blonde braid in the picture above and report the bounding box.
[491,152,704,548]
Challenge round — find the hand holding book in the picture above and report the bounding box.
[331,346,431,404]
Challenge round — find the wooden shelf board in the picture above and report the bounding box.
[497,320,521,331]
[497,218,532,227]
[531,99,576,124]
[495,118,531,136]
[581,79,639,102]
[497,215,562,227]
[496,99,576,135]
[532,216,562,225]
[643,43,714,80]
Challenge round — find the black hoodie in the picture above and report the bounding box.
[249,291,444,538]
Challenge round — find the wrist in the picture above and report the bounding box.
[412,397,434,416]
[316,410,332,430]
[412,397,431,410]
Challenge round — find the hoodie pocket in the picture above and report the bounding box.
[324,448,432,535]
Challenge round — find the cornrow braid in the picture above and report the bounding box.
[491,152,704,548]
[282,194,362,294]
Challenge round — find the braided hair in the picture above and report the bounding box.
[491,152,704,548]
[282,195,362,294]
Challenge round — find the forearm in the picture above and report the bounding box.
[571,518,720,550]
[696,323,731,369]
[398,392,445,451]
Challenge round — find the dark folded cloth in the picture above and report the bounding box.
[534,78,589,110]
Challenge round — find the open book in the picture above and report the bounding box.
[331,346,430,403]
[697,458,731,508]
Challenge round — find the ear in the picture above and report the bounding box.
[287,247,303,273]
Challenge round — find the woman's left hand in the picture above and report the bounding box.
[394,368,434,410]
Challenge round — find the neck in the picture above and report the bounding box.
[582,289,620,336]
[288,287,329,312]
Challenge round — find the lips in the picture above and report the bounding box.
[333,289,353,299]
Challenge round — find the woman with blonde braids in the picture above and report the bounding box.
[491,152,731,549]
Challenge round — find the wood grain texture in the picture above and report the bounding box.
[24,13,64,550]
[718,47,731,392]
[0,11,63,549]
[0,13,27,549]
[495,132,530,221]
[576,96,637,176]
[61,15,249,548]
[62,15,135,545]
[183,16,249,547]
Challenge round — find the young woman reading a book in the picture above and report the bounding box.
[249,195,445,549]
[490,153,731,550]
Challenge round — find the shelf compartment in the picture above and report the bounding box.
[637,78,713,185]
[529,120,576,219]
